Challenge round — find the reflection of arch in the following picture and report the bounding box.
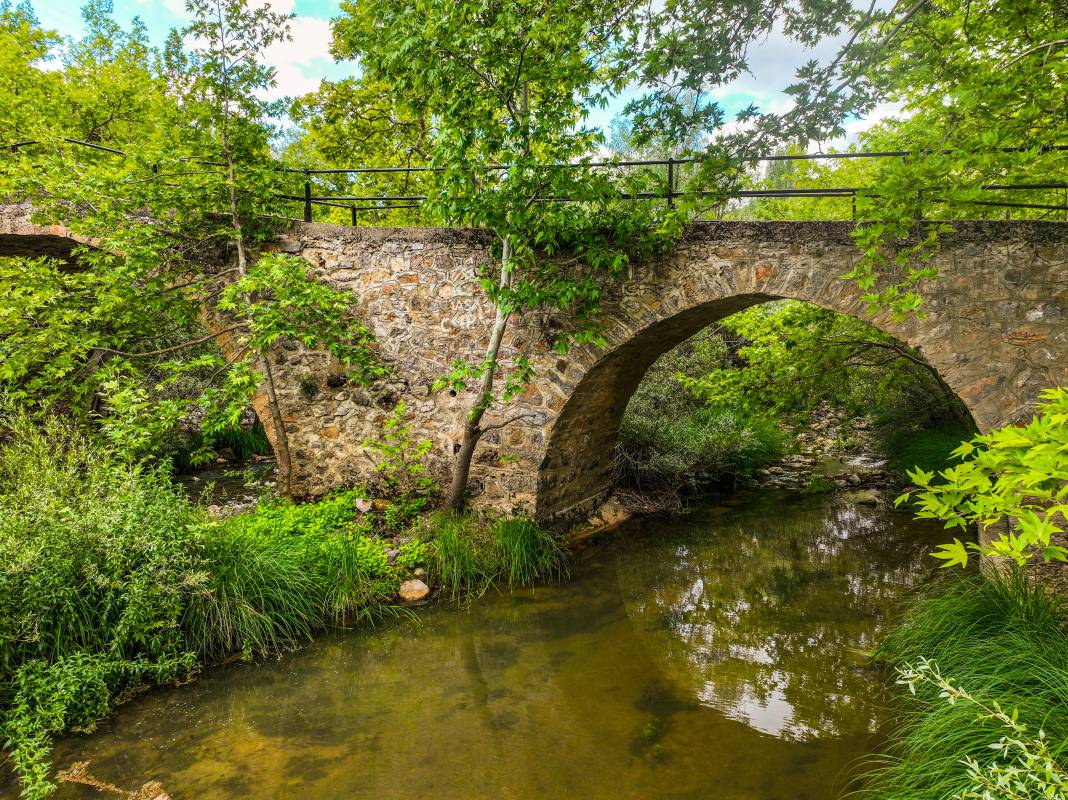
[532,221,1067,523]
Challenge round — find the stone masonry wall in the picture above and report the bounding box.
[265,219,1068,524]
[3,202,1066,524]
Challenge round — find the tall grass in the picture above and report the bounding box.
[493,517,565,587]
[867,572,1068,799]
[423,512,566,598]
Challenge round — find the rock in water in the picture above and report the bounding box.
[398,579,430,604]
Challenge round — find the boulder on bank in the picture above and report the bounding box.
[398,579,430,604]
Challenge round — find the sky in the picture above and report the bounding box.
[29,0,898,144]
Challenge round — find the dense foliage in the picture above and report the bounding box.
[0,2,381,486]
[899,388,1068,568]
[615,330,785,505]
[680,301,970,428]
[872,573,1068,799]
[616,299,973,505]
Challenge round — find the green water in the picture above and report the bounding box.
[31,491,948,799]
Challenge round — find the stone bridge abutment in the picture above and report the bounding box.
[3,202,1066,523]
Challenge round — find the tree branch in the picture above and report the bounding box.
[999,38,1068,69]
[479,411,540,433]
[96,325,240,358]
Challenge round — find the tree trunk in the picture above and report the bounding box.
[445,236,514,511]
[444,417,482,511]
[220,125,295,494]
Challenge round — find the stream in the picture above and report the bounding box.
[30,489,948,800]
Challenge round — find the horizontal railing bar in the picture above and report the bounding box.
[931,197,1068,211]
[292,144,1068,175]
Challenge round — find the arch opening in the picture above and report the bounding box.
[535,294,976,525]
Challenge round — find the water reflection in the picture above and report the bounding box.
[2,490,949,800]
[616,492,941,741]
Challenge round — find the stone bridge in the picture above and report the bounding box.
[3,202,1067,523]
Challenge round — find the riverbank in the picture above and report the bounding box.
[869,571,1068,799]
[5,406,1060,800]
[0,411,562,799]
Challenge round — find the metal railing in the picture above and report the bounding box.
[8,137,1068,223]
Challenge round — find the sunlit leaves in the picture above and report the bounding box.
[332,0,679,426]
[899,388,1068,567]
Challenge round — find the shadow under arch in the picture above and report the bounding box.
[535,291,973,524]
[0,203,100,266]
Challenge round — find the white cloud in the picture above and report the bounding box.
[262,15,338,98]
[132,0,188,17]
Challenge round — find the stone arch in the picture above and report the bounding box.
[5,202,1062,520]
[531,221,1068,523]
[0,202,98,264]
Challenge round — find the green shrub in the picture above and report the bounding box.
[867,572,1068,800]
[617,401,785,495]
[185,489,401,659]
[0,410,207,798]
[171,422,273,471]
[424,512,493,597]
[396,538,429,569]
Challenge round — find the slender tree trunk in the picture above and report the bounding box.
[445,83,532,511]
[220,125,295,494]
[445,236,514,511]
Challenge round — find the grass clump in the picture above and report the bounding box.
[868,571,1068,799]
[422,511,565,598]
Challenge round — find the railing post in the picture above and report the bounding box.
[303,171,312,223]
[667,157,675,208]
[350,205,358,226]
[851,191,857,221]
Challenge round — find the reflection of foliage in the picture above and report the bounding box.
[615,493,944,741]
